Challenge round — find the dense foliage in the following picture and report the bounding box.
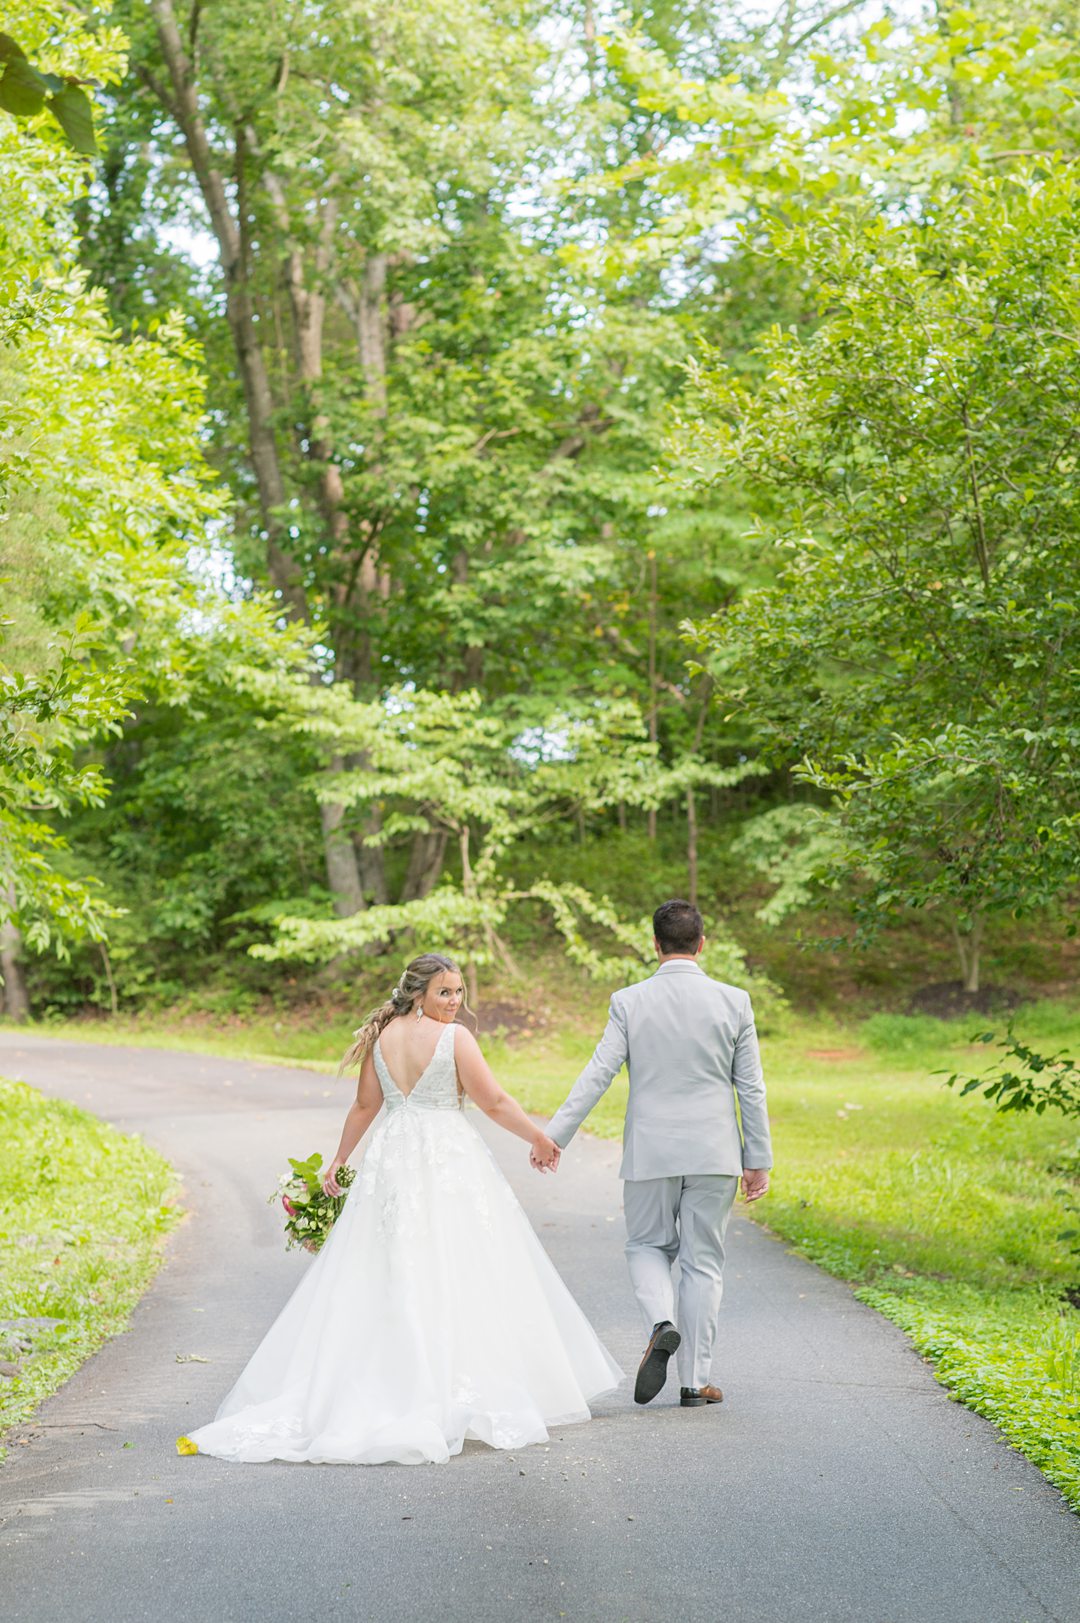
[1,0,1078,1016]
[688,173,1080,990]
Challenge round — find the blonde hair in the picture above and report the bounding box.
[340,952,477,1075]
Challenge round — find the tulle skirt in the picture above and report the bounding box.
[188,1105,624,1465]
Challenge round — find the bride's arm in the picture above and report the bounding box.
[454,1028,561,1169]
[323,1052,383,1194]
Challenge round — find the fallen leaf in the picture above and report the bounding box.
[175,1354,210,1364]
[176,1435,199,1456]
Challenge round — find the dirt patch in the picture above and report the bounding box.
[805,1048,865,1062]
[473,999,549,1041]
[907,981,1024,1019]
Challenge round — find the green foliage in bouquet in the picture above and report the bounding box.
[269,1153,356,1254]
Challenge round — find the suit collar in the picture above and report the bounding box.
[653,959,705,976]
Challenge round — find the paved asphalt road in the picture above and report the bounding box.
[0,1033,1077,1623]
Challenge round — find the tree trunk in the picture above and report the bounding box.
[321,779,366,918]
[934,0,968,129]
[147,2,305,619]
[400,829,448,902]
[353,803,390,907]
[646,550,658,840]
[458,825,481,1007]
[686,786,698,909]
[333,251,397,662]
[451,548,485,690]
[148,0,367,919]
[99,942,119,1017]
[952,914,984,994]
[337,254,390,415]
[268,209,391,904]
[686,684,709,911]
[0,888,29,1021]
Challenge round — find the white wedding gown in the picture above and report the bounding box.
[189,1021,623,1465]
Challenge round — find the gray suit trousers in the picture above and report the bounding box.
[623,1174,739,1390]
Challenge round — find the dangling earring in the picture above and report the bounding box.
[415,1002,424,1021]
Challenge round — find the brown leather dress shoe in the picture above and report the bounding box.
[634,1320,681,1404]
[680,1384,723,1407]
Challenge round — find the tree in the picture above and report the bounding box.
[96,0,640,915]
[240,681,654,991]
[1,0,312,1013]
[81,0,802,918]
[232,672,774,1006]
[687,169,1080,989]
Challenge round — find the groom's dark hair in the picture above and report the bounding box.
[653,898,704,955]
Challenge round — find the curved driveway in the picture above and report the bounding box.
[0,1033,1077,1623]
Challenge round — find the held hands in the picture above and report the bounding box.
[529,1133,561,1174]
[322,1159,345,1198]
[741,1167,770,1203]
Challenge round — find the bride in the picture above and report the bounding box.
[188,953,623,1466]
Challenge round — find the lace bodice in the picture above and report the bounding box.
[373,1020,462,1112]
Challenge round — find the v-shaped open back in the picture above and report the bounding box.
[373,1020,459,1110]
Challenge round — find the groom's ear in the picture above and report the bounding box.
[696,935,706,956]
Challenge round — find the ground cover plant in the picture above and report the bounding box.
[0,1077,180,1448]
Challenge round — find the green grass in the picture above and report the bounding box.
[749,1006,1080,1511]
[858,1281,1080,1508]
[5,994,1079,1507]
[0,1077,181,1448]
[13,1008,348,1071]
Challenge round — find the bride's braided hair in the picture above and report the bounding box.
[339,952,476,1074]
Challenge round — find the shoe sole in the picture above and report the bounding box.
[634,1326,681,1405]
[680,1393,723,1408]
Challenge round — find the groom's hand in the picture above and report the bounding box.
[741,1168,770,1203]
[530,1135,561,1173]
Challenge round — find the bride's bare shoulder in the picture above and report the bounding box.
[375,1014,406,1051]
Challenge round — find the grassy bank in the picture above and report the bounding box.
[5,996,1079,1507]
[0,1078,181,1448]
[749,1011,1080,1512]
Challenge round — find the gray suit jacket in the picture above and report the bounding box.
[547,960,772,1181]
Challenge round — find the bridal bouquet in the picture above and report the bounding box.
[269,1153,356,1254]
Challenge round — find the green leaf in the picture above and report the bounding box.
[0,32,27,66]
[48,86,96,155]
[0,55,47,117]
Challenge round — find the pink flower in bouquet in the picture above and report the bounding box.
[281,1195,296,1216]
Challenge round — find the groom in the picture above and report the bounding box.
[539,899,772,1408]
